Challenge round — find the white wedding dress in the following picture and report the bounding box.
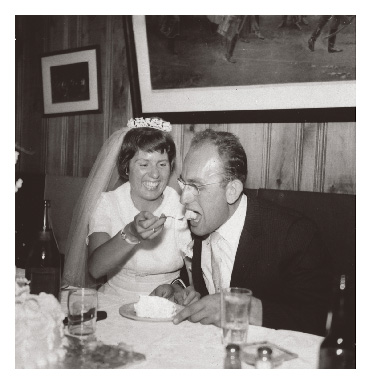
[88,182,190,298]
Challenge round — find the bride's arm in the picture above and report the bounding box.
[88,212,166,278]
[88,229,137,279]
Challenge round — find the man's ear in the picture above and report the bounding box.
[225,179,244,205]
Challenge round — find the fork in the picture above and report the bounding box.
[162,215,185,220]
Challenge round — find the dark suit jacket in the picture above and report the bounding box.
[191,192,331,336]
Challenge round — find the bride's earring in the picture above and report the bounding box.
[125,167,129,176]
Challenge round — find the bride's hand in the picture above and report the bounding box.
[150,284,175,300]
[126,211,166,241]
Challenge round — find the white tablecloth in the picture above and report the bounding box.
[60,289,323,369]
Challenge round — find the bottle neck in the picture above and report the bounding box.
[38,200,59,251]
[38,230,52,241]
[42,200,51,232]
[325,275,352,338]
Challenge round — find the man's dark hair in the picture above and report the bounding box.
[117,127,176,181]
[190,129,247,185]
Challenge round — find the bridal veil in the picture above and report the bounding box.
[63,127,130,287]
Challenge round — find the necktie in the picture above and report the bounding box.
[210,232,222,293]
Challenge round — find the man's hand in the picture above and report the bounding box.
[174,286,201,306]
[172,293,263,327]
[173,293,221,326]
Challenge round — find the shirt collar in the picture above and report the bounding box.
[215,194,247,246]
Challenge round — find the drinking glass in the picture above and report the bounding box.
[67,288,98,336]
[221,287,252,345]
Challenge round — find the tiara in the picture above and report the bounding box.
[127,117,172,132]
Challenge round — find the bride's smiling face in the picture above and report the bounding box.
[128,149,171,203]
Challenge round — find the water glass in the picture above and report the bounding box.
[67,288,98,337]
[221,287,252,345]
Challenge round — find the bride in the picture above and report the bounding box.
[63,117,192,300]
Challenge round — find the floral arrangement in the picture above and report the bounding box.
[127,117,172,132]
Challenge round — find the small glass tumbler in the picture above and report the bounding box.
[221,287,252,345]
[67,288,98,337]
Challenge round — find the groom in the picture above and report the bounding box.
[152,129,331,336]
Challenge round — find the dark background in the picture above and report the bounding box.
[51,62,90,103]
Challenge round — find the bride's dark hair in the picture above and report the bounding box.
[117,127,176,181]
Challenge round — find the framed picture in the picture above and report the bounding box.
[124,16,355,123]
[41,45,102,116]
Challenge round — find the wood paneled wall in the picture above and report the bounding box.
[15,16,131,176]
[15,16,356,195]
[168,122,355,194]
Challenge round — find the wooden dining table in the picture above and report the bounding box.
[59,287,324,369]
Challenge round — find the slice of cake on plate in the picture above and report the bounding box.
[134,295,178,319]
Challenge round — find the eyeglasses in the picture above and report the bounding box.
[177,176,224,196]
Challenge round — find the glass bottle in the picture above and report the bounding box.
[25,200,61,300]
[224,344,242,369]
[255,346,273,369]
[318,274,355,368]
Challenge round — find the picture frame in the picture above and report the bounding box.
[41,45,102,116]
[124,16,355,124]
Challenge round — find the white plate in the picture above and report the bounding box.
[119,301,184,322]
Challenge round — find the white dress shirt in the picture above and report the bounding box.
[201,194,247,294]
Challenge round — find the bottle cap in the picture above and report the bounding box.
[226,344,240,353]
[257,346,273,358]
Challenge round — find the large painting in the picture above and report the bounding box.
[127,15,355,123]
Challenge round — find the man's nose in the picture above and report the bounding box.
[180,187,194,205]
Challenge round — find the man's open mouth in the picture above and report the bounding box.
[185,209,201,223]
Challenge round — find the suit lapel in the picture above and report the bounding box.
[191,193,263,294]
[230,194,262,287]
